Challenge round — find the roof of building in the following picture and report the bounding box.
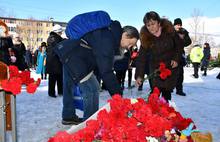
[0,16,67,25]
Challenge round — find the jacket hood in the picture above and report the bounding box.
[140,18,175,48]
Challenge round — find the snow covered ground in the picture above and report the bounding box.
[6,67,220,142]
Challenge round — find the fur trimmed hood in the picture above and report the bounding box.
[140,18,175,48]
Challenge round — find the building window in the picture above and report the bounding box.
[10,20,15,23]
[37,23,43,26]
[8,27,16,32]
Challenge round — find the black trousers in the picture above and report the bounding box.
[161,88,172,102]
[216,72,220,79]
[176,65,184,92]
[48,74,63,96]
[128,68,132,87]
[192,63,200,78]
[41,73,47,79]
[115,70,127,88]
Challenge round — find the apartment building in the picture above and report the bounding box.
[0,17,67,51]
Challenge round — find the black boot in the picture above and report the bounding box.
[49,94,57,98]
[217,73,220,79]
[176,90,186,96]
[203,70,207,76]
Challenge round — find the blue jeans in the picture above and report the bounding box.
[62,67,78,119]
[62,66,99,120]
[79,74,100,120]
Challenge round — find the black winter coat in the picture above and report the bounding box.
[114,50,130,71]
[201,46,211,67]
[54,21,122,95]
[46,32,63,74]
[12,42,28,70]
[0,37,13,65]
[176,28,192,66]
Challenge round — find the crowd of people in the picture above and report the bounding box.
[1,10,219,126]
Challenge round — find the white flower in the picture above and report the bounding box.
[146,136,159,142]
[130,98,138,104]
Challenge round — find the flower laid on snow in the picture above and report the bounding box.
[0,65,40,95]
[1,77,22,95]
[48,61,212,142]
[49,90,196,142]
[26,82,38,94]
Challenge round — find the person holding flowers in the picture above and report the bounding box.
[135,11,182,102]
[0,20,14,65]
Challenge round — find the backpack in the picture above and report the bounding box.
[65,10,111,39]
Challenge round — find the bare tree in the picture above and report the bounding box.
[16,18,42,50]
[189,8,203,44]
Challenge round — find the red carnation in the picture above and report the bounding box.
[159,62,166,71]
[8,65,19,78]
[131,52,138,59]
[26,82,37,94]
[160,72,168,80]
[36,78,41,86]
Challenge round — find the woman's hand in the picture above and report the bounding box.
[171,60,178,68]
[10,56,16,63]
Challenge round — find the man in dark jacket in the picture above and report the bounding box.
[56,20,139,125]
[46,24,63,98]
[174,18,192,96]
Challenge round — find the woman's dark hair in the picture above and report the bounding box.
[143,11,161,24]
[41,42,47,47]
[204,42,210,47]
[122,26,139,40]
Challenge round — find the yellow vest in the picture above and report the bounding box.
[190,46,204,63]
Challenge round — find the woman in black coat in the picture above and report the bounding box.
[135,11,182,102]
[201,42,211,76]
[0,36,13,65]
[12,35,28,70]
[0,21,14,65]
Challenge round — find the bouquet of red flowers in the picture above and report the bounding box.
[0,65,40,95]
[49,87,196,142]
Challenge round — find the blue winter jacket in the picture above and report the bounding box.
[55,20,122,95]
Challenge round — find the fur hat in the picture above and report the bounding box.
[174,18,182,26]
[52,24,63,33]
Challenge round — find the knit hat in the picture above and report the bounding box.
[52,24,63,33]
[174,18,182,26]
